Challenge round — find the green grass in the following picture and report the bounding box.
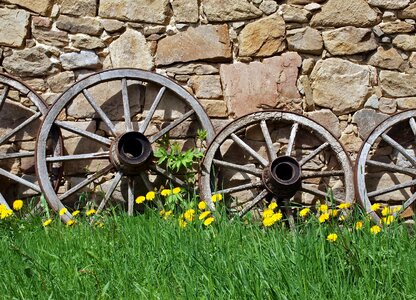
[0,211,415,299]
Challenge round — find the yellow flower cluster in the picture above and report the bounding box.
[211,194,223,203]
[326,233,338,243]
[0,204,13,219]
[13,200,23,211]
[262,203,283,227]
[136,188,182,205]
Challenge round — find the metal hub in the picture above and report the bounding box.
[110,131,153,175]
[262,156,302,198]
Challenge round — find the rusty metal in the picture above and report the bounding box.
[35,68,215,222]
[355,110,416,224]
[199,110,354,218]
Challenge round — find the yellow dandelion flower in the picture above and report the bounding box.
[72,210,80,217]
[0,204,6,212]
[135,196,145,204]
[319,213,330,223]
[199,211,211,220]
[198,201,207,210]
[330,209,339,217]
[381,215,394,225]
[355,221,363,230]
[319,204,328,213]
[42,219,52,227]
[370,225,381,234]
[262,208,274,219]
[211,194,223,203]
[337,203,351,209]
[262,217,275,227]
[184,209,195,222]
[204,217,214,226]
[371,203,381,211]
[392,206,402,213]
[0,209,13,219]
[146,191,156,201]
[164,210,173,219]
[12,199,23,211]
[172,187,181,195]
[381,206,391,217]
[326,233,338,243]
[59,207,68,216]
[160,209,166,216]
[86,209,96,216]
[268,202,278,210]
[161,189,172,197]
[66,219,75,226]
[271,211,283,222]
[299,207,310,218]
[179,218,187,228]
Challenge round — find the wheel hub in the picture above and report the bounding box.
[110,131,153,175]
[262,156,302,198]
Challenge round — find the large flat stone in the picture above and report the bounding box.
[322,27,378,56]
[368,0,409,9]
[220,52,302,117]
[109,29,154,70]
[56,15,103,36]
[3,47,53,76]
[61,0,97,17]
[311,0,378,28]
[238,13,286,57]
[398,3,416,19]
[393,34,416,51]
[32,29,69,48]
[202,0,262,22]
[60,51,102,70]
[172,0,198,23]
[6,0,53,15]
[310,58,376,115]
[368,47,405,71]
[189,75,222,99]
[380,70,416,97]
[99,0,170,24]
[352,109,389,139]
[307,109,340,138]
[156,24,232,66]
[287,27,323,55]
[0,8,30,48]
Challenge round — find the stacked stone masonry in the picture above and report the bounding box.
[1,0,416,162]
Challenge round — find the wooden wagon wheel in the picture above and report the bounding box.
[36,68,215,222]
[356,110,416,224]
[199,111,354,221]
[0,73,60,209]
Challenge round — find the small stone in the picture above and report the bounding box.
[144,25,166,36]
[379,97,397,114]
[200,99,228,117]
[393,35,416,51]
[47,71,75,93]
[287,27,323,55]
[379,20,414,34]
[56,15,104,36]
[32,16,51,29]
[259,1,278,15]
[109,28,154,70]
[61,0,97,17]
[368,0,409,9]
[382,11,396,22]
[381,37,391,44]
[304,3,321,11]
[368,47,405,71]
[322,27,378,56]
[380,70,416,97]
[301,58,315,75]
[372,26,384,37]
[238,13,286,57]
[397,97,416,109]
[71,34,106,50]
[0,8,30,48]
[101,19,125,33]
[172,0,199,23]
[364,95,379,109]
[32,29,69,48]
[51,4,60,17]
[398,3,416,19]
[25,78,47,92]
[165,63,219,75]
[352,109,389,139]
[252,0,263,4]
[202,0,262,22]
[280,5,310,23]
[6,0,53,15]
[410,52,416,68]
[3,47,53,77]
[60,51,102,70]
[189,75,222,99]
[307,109,341,138]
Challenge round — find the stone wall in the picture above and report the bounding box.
[1,0,416,160]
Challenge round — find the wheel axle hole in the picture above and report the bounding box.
[273,163,295,182]
[121,138,144,159]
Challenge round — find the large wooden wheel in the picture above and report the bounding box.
[0,73,58,209]
[356,110,416,223]
[36,69,214,222]
[199,111,354,219]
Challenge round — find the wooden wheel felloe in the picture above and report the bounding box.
[355,110,416,223]
[199,111,354,218]
[36,68,214,222]
[0,73,52,209]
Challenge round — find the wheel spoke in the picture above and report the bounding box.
[367,179,416,198]
[0,111,41,146]
[381,133,416,167]
[215,181,264,195]
[150,164,186,187]
[237,189,269,218]
[0,167,41,192]
[230,133,268,167]
[213,159,263,177]
[58,165,113,201]
[394,192,416,217]
[409,118,416,136]
[56,121,112,146]
[0,151,34,160]
[299,142,329,167]
[121,78,133,132]
[96,171,123,214]
[301,170,344,179]
[46,151,110,162]
[300,184,336,201]
[260,120,277,161]
[0,191,11,209]
[127,177,134,216]
[366,159,416,176]
[149,110,195,143]
[0,85,10,111]
[286,123,299,156]
[83,89,117,136]
[140,86,166,134]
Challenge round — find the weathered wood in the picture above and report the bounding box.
[149,109,195,143]
[299,142,329,167]
[46,151,110,162]
[367,179,416,198]
[0,192,10,209]
[0,111,41,146]
[215,181,264,195]
[301,170,344,179]
[237,189,269,218]
[0,151,34,160]
[381,133,416,167]
[409,118,416,136]
[366,159,416,176]
[96,171,123,214]
[213,159,263,177]
[231,133,269,167]
[121,78,133,132]
[0,167,41,192]
[150,164,186,187]
[139,86,166,134]
[55,121,112,146]
[0,85,9,111]
[260,120,277,161]
[127,177,134,216]
[394,192,416,218]
[286,122,299,156]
